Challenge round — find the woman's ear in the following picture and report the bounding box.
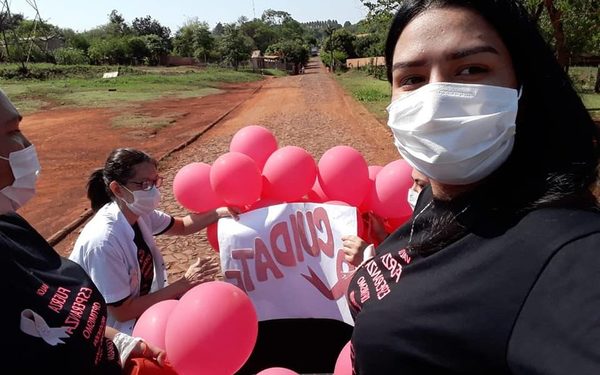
[109,180,127,202]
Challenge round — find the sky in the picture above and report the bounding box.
[8,0,369,33]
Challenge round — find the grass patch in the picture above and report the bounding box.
[112,112,184,130]
[581,93,600,120]
[334,69,391,121]
[262,68,287,77]
[570,66,598,92]
[0,65,261,114]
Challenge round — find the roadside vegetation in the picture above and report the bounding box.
[0,65,261,114]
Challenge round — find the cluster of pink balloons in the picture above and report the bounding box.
[173,125,414,250]
[133,281,258,375]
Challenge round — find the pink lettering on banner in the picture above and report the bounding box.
[230,248,255,291]
[48,286,71,313]
[288,214,305,263]
[381,253,403,283]
[36,283,49,296]
[225,206,340,294]
[309,207,335,258]
[295,211,320,257]
[270,221,296,267]
[255,238,285,282]
[366,261,391,300]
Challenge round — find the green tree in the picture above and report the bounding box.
[173,19,215,62]
[323,28,357,58]
[132,15,171,51]
[53,47,89,65]
[107,10,129,36]
[354,33,384,57]
[142,34,168,65]
[240,19,277,53]
[61,28,91,52]
[212,22,225,36]
[219,23,253,69]
[266,40,309,65]
[261,9,292,25]
[127,36,149,64]
[88,37,130,64]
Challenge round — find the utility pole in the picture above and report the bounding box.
[252,0,256,19]
[0,0,42,73]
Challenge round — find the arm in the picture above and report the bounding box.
[164,207,239,236]
[108,257,220,322]
[106,326,167,366]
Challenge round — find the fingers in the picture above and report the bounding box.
[185,257,221,285]
[228,206,241,220]
[139,340,168,367]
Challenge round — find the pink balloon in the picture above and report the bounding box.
[246,197,283,212]
[230,125,278,171]
[318,146,369,207]
[359,165,383,212]
[173,163,225,213]
[165,281,258,375]
[207,223,219,252]
[306,177,329,202]
[333,340,352,375]
[257,368,300,375]
[210,152,262,206]
[384,216,410,234]
[132,300,178,349]
[262,146,317,202]
[373,159,414,219]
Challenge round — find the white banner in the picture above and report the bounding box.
[218,203,358,325]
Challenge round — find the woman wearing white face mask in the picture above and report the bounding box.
[0,92,166,372]
[346,1,600,374]
[343,168,430,267]
[69,148,239,335]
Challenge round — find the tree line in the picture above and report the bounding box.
[0,8,367,71]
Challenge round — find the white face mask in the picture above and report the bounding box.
[387,82,519,185]
[407,188,419,210]
[120,185,161,216]
[0,145,41,213]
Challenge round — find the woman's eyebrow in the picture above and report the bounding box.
[392,58,428,71]
[392,45,499,72]
[448,45,499,60]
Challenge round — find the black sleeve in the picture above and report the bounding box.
[507,232,600,375]
[155,216,175,236]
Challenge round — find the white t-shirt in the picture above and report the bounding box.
[69,202,172,334]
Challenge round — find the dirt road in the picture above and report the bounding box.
[37,58,399,281]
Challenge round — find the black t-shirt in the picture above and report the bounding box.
[348,196,600,375]
[0,213,121,374]
[133,222,154,296]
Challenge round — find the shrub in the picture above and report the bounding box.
[54,47,90,65]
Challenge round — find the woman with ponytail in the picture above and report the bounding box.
[70,148,239,335]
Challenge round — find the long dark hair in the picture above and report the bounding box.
[384,0,599,255]
[87,148,157,212]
